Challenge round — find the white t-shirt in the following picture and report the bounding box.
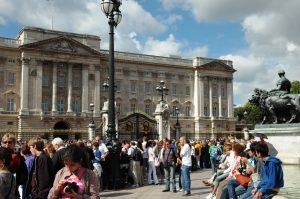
[98,143,109,159]
[142,141,148,158]
[180,143,192,166]
[147,147,155,162]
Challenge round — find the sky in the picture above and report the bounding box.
[1,0,300,106]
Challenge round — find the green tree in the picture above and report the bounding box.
[234,102,262,125]
[244,102,262,125]
[291,80,300,94]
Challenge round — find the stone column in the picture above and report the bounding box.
[52,63,57,113]
[20,53,30,115]
[193,70,199,120]
[94,69,100,117]
[218,81,223,117]
[82,67,89,113]
[199,77,204,117]
[227,79,234,118]
[36,61,43,113]
[194,70,200,138]
[67,64,73,113]
[209,77,213,117]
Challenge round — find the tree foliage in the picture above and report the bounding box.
[291,80,300,94]
[234,102,262,124]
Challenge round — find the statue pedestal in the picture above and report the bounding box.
[254,124,300,164]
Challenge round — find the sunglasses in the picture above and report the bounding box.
[2,141,13,144]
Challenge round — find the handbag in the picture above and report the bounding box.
[235,174,251,187]
[154,157,160,167]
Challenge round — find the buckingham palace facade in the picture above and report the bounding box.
[0,27,236,140]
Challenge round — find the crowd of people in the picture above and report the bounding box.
[0,133,284,199]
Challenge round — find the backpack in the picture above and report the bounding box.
[132,148,142,161]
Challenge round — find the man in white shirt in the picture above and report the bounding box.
[180,136,192,196]
[95,136,109,190]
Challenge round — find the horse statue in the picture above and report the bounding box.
[249,88,300,124]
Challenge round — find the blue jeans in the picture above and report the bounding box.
[213,172,229,187]
[181,165,191,193]
[164,165,176,190]
[210,157,217,174]
[240,185,255,199]
[227,179,247,199]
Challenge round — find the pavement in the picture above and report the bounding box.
[101,169,213,199]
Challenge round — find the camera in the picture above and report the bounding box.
[63,182,79,194]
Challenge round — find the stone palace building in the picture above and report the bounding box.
[0,27,236,140]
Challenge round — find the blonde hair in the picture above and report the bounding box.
[28,137,44,151]
[2,133,16,143]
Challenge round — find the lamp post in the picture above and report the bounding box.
[88,103,95,141]
[156,80,169,103]
[100,0,122,144]
[100,0,122,189]
[243,111,249,140]
[175,107,180,140]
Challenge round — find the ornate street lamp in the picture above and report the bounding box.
[88,103,95,141]
[100,0,122,144]
[156,80,169,102]
[100,0,122,189]
[175,107,180,140]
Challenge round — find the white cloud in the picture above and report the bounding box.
[142,34,181,56]
[0,16,6,25]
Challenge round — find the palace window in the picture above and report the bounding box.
[116,103,121,114]
[130,103,136,112]
[186,86,190,96]
[72,99,80,112]
[42,99,49,112]
[116,80,121,92]
[57,99,65,112]
[7,72,15,85]
[7,98,15,112]
[172,106,177,117]
[130,81,136,93]
[221,86,226,98]
[172,84,177,95]
[73,79,80,88]
[204,106,208,116]
[185,106,190,117]
[213,103,218,117]
[213,85,218,97]
[204,85,209,97]
[58,76,65,88]
[42,76,49,87]
[145,82,151,94]
[145,104,151,115]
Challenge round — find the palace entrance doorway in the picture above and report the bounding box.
[53,121,70,140]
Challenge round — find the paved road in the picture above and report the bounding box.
[101,169,212,199]
[101,167,295,199]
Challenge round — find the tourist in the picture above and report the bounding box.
[91,142,102,179]
[194,140,202,169]
[47,144,100,199]
[52,137,67,174]
[147,140,159,185]
[161,139,177,193]
[251,142,284,199]
[28,137,54,199]
[180,136,192,196]
[142,136,149,178]
[128,141,142,188]
[20,144,34,199]
[2,133,28,198]
[44,143,56,159]
[0,146,16,199]
[95,136,109,190]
